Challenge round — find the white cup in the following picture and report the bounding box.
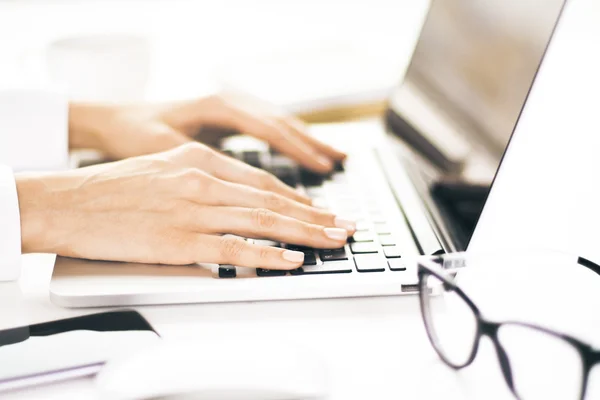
[22,34,152,102]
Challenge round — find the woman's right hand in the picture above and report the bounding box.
[15,143,355,270]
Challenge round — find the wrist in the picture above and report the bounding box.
[68,103,115,151]
[15,174,54,253]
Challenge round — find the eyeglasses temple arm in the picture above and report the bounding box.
[577,257,600,277]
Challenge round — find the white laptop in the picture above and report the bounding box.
[50,0,572,307]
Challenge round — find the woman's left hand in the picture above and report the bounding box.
[69,93,346,173]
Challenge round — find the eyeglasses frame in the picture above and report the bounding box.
[417,257,600,400]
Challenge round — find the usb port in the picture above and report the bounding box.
[401,284,420,293]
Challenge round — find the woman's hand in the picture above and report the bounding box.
[69,93,346,173]
[16,143,355,269]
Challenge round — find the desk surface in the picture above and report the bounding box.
[7,253,600,400]
[1,254,519,400]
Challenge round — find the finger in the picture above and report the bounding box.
[189,208,349,249]
[193,181,356,233]
[228,108,334,173]
[188,234,305,270]
[164,143,311,205]
[206,151,312,205]
[281,116,347,161]
[168,96,337,173]
[266,124,334,173]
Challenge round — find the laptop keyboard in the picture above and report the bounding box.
[217,148,409,278]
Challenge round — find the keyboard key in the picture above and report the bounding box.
[298,260,354,274]
[374,223,391,234]
[269,165,298,187]
[286,244,313,252]
[254,240,280,247]
[350,231,375,242]
[303,252,317,266]
[270,154,295,168]
[350,242,380,254]
[306,187,325,198]
[77,157,112,168]
[367,205,381,214]
[270,165,296,177]
[371,215,388,224]
[328,183,352,194]
[378,234,396,246]
[311,198,329,210]
[218,265,237,278]
[284,245,317,265]
[365,199,379,207]
[334,204,361,215]
[388,259,407,271]
[269,147,281,156]
[331,172,347,183]
[319,248,348,261]
[356,220,370,231]
[256,268,287,277]
[280,175,298,188]
[242,151,262,168]
[383,246,402,258]
[354,254,387,272]
[300,168,324,187]
[334,161,345,172]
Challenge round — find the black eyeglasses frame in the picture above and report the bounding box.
[417,258,600,400]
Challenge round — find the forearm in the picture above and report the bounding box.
[15,173,51,254]
[15,170,89,255]
[0,87,69,280]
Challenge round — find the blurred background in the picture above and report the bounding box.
[0,0,430,120]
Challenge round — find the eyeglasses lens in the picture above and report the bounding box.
[421,273,479,367]
[497,324,582,400]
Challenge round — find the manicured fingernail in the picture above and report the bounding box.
[324,227,348,240]
[316,155,333,169]
[334,217,356,232]
[282,250,305,263]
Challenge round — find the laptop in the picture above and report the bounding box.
[50,0,567,307]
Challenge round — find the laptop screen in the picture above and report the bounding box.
[387,0,565,245]
[390,0,565,170]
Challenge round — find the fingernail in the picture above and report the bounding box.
[316,155,333,170]
[282,250,305,263]
[324,227,348,241]
[334,217,356,232]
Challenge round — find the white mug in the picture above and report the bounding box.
[22,34,152,103]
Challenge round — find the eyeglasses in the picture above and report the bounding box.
[417,256,600,400]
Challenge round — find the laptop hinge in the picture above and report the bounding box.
[402,159,459,253]
[373,147,448,255]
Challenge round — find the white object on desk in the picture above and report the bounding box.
[95,337,328,400]
[21,34,151,102]
[0,330,160,393]
[469,0,600,266]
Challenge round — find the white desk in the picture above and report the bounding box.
[1,254,521,400]
[8,253,600,400]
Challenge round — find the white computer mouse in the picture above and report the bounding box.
[95,336,329,400]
